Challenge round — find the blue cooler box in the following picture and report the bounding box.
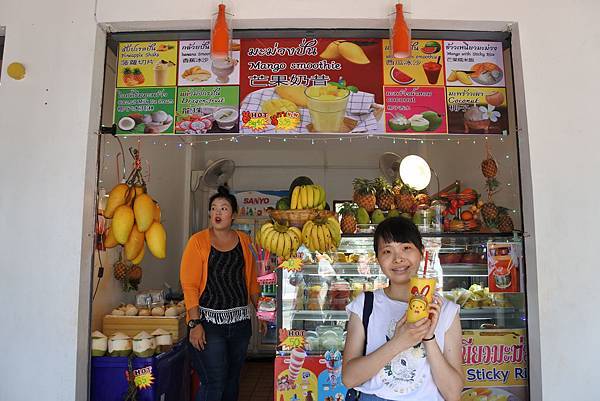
[91,340,189,401]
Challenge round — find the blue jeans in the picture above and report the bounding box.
[188,319,252,401]
[358,393,394,401]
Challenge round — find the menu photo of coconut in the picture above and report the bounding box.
[446,87,508,135]
[114,88,176,135]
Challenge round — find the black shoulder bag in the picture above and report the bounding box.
[345,291,374,401]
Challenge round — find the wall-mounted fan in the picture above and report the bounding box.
[378,152,402,182]
[190,159,235,232]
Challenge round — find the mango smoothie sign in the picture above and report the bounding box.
[117,41,177,87]
[383,39,445,86]
[238,38,384,134]
[461,330,529,401]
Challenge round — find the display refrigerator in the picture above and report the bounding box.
[274,232,529,401]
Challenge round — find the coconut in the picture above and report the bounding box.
[111,308,125,316]
[176,301,186,315]
[132,331,156,357]
[118,116,135,131]
[125,305,138,316]
[388,114,410,131]
[138,308,151,316]
[409,114,430,132]
[151,110,168,123]
[91,331,108,357]
[108,332,132,357]
[165,305,179,317]
[151,306,165,316]
[151,328,173,354]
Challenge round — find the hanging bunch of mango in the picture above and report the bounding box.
[103,148,166,288]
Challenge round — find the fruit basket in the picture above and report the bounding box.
[268,209,336,228]
[445,218,482,232]
[440,192,478,204]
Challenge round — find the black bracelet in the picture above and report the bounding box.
[423,334,435,342]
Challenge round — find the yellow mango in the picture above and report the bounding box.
[112,205,135,245]
[274,85,308,107]
[447,70,457,82]
[319,41,341,59]
[125,225,145,260]
[105,184,130,218]
[130,246,145,265]
[153,202,161,223]
[133,194,155,232]
[261,98,298,115]
[146,222,167,259]
[338,42,370,64]
[104,227,118,249]
[456,71,473,85]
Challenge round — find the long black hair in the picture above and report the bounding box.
[208,186,238,213]
[373,216,424,257]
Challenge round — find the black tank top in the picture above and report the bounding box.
[199,242,248,311]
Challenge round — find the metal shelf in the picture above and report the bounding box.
[287,309,349,321]
[342,232,522,239]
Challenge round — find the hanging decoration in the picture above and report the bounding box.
[390,2,411,59]
[210,3,232,61]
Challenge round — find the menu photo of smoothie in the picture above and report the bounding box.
[383,39,445,87]
[117,41,177,88]
[239,80,384,134]
[178,40,241,86]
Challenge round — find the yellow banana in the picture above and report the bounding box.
[317,184,326,206]
[276,232,286,257]
[263,229,277,253]
[288,227,302,251]
[322,225,332,250]
[317,224,327,251]
[312,186,320,209]
[300,186,308,209]
[260,222,274,239]
[290,186,300,209]
[326,217,341,247]
[305,185,313,208]
[283,233,292,259]
[302,220,314,248]
[311,224,321,252]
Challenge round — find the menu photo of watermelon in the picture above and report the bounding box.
[382,39,445,86]
[390,67,415,85]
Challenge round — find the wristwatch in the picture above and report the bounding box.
[187,319,202,329]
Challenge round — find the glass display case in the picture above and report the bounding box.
[275,232,529,400]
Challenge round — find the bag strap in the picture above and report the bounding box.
[361,291,374,356]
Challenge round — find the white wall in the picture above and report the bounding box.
[1,0,599,400]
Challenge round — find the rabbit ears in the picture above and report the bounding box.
[411,285,431,297]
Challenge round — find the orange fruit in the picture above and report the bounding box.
[461,211,473,221]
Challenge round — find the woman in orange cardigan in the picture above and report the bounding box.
[180,186,264,401]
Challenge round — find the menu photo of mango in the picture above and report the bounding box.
[238,38,385,134]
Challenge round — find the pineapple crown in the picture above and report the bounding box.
[374,176,393,195]
[133,68,142,74]
[123,67,132,74]
[352,178,376,195]
[340,202,358,216]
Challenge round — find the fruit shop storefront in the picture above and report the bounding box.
[87,11,539,401]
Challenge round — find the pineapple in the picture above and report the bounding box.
[414,193,431,207]
[481,156,498,178]
[497,213,514,233]
[340,203,358,234]
[397,186,417,213]
[352,178,376,213]
[133,68,145,85]
[373,177,396,211]
[113,261,128,281]
[481,202,499,224]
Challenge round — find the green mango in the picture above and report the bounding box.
[387,209,400,219]
[371,209,385,224]
[356,207,370,225]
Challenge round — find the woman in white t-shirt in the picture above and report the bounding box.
[342,217,464,401]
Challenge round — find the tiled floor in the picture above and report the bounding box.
[239,358,275,401]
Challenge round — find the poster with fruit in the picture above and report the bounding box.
[238,38,384,134]
[117,41,178,88]
[384,86,447,133]
[275,355,347,401]
[114,88,176,135]
[444,41,506,87]
[178,39,241,86]
[462,329,529,401]
[487,242,522,293]
[175,86,239,134]
[383,39,445,86]
[446,87,508,135]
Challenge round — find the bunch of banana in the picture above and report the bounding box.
[301,216,342,253]
[256,221,302,259]
[104,183,165,262]
[290,184,326,210]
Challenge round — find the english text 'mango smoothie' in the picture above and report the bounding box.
[406,276,436,323]
[305,85,350,132]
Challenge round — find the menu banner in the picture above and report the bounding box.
[117,41,177,88]
[113,38,509,136]
[114,88,176,135]
[461,329,528,401]
[383,39,445,86]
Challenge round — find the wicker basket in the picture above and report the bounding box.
[268,209,336,228]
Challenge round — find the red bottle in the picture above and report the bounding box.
[391,3,411,58]
[211,3,230,60]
